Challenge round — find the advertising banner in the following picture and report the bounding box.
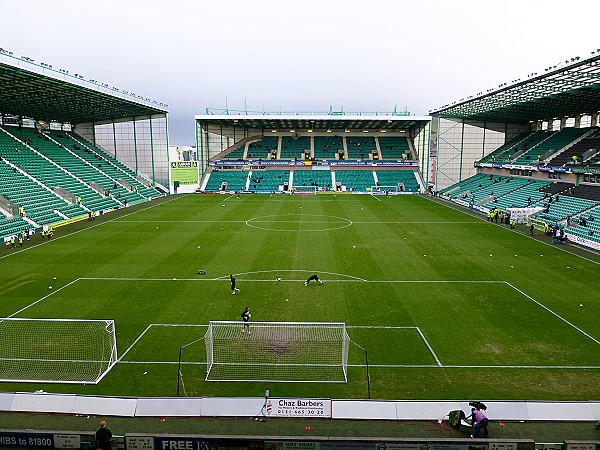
[154,437,209,450]
[266,398,332,418]
[210,161,416,167]
[565,233,600,251]
[0,433,53,449]
[170,161,199,185]
[265,441,320,450]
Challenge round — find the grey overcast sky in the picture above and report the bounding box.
[1,0,599,145]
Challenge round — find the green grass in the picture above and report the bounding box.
[0,193,598,400]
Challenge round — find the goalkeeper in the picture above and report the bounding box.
[230,274,240,294]
[241,307,251,334]
[305,274,323,286]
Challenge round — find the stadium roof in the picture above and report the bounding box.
[430,53,600,123]
[0,52,168,124]
[195,109,430,131]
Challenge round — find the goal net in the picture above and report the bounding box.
[370,185,400,193]
[289,186,318,194]
[205,321,350,382]
[0,318,118,384]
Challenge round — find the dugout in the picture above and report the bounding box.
[0,50,169,190]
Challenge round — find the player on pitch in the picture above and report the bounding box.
[230,274,240,294]
[305,274,323,286]
[241,307,251,334]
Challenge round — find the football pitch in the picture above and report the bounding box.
[0,193,599,401]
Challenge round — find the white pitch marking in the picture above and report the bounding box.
[118,324,154,361]
[0,195,183,260]
[505,282,600,346]
[370,194,382,202]
[113,361,600,369]
[416,326,442,366]
[78,277,504,284]
[429,196,600,266]
[211,269,367,282]
[116,220,246,223]
[7,278,81,318]
[223,194,235,201]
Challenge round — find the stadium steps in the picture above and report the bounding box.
[67,132,163,199]
[536,196,599,223]
[211,135,262,161]
[377,137,411,160]
[548,129,600,166]
[33,132,129,207]
[565,207,600,243]
[479,177,535,207]
[0,216,31,239]
[204,170,248,191]
[314,136,343,160]
[1,127,120,212]
[375,170,420,192]
[280,136,310,160]
[479,131,531,163]
[540,128,596,165]
[512,128,585,165]
[248,170,289,190]
[345,136,376,160]
[49,131,146,205]
[246,136,278,160]
[439,173,488,196]
[334,170,375,191]
[502,131,551,163]
[292,169,333,189]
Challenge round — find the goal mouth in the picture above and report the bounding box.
[0,318,118,384]
[205,321,349,383]
[289,186,318,195]
[370,185,399,193]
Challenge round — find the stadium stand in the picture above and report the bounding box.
[314,136,342,159]
[292,169,332,189]
[439,173,489,196]
[479,132,531,163]
[484,179,551,209]
[204,170,248,190]
[536,196,599,223]
[566,183,600,202]
[52,132,160,201]
[566,207,600,243]
[0,126,120,212]
[540,181,573,196]
[246,136,278,160]
[221,144,246,160]
[280,136,310,160]
[376,170,420,191]
[248,170,289,190]
[334,170,375,191]
[0,216,31,238]
[497,131,550,163]
[378,136,411,160]
[548,127,600,166]
[20,129,144,207]
[512,128,585,164]
[0,160,70,226]
[346,137,376,160]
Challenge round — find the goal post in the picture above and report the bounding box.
[370,185,399,193]
[289,186,318,194]
[205,321,350,382]
[0,318,118,384]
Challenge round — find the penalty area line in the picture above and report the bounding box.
[506,281,600,346]
[113,361,600,370]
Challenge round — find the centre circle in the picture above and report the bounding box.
[245,214,353,232]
